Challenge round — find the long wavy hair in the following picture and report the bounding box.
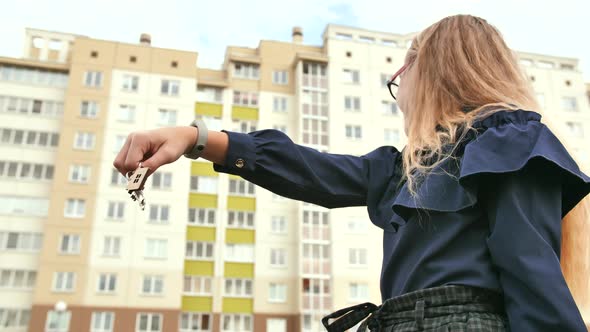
[403,14,590,320]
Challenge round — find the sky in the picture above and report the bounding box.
[2,0,590,80]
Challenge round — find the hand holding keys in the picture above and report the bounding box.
[126,164,150,210]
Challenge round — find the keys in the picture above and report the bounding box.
[126,164,150,210]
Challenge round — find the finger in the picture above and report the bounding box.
[123,134,148,175]
[113,134,133,175]
[142,148,174,177]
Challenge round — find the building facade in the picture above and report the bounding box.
[0,25,587,332]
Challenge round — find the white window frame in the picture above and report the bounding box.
[141,275,164,296]
[345,125,362,140]
[342,69,360,84]
[224,244,254,263]
[161,80,180,96]
[102,236,121,257]
[272,71,288,85]
[185,241,214,260]
[348,248,368,267]
[64,198,86,218]
[136,313,162,332]
[232,91,259,107]
[188,208,216,226]
[270,248,287,267]
[117,104,136,123]
[122,75,139,92]
[561,96,578,112]
[272,96,288,112]
[80,101,99,118]
[183,275,212,296]
[271,216,287,234]
[0,269,36,289]
[381,101,398,115]
[221,314,252,332]
[223,278,253,297]
[68,164,90,183]
[91,311,115,332]
[349,283,369,302]
[180,312,212,332]
[157,109,177,126]
[0,231,42,252]
[228,179,255,196]
[45,310,71,332]
[151,172,172,190]
[227,210,255,229]
[233,62,260,80]
[73,132,96,150]
[58,234,80,255]
[268,283,287,303]
[148,204,170,224]
[565,121,584,138]
[144,238,167,259]
[344,96,361,112]
[97,273,117,293]
[52,272,75,292]
[84,71,103,88]
[384,128,400,145]
[106,201,125,221]
[190,176,218,194]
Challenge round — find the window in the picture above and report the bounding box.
[335,33,352,40]
[349,283,369,301]
[59,234,80,254]
[345,125,362,140]
[561,97,578,111]
[349,248,368,266]
[270,248,286,267]
[224,278,253,297]
[102,236,121,257]
[118,104,136,122]
[359,36,375,43]
[233,62,259,79]
[197,86,223,103]
[144,239,167,259]
[347,218,368,233]
[565,121,584,138]
[183,276,212,295]
[0,128,59,148]
[382,39,398,47]
[344,96,361,112]
[0,232,42,252]
[45,310,71,332]
[188,208,215,226]
[106,201,125,220]
[53,272,75,292]
[228,179,255,196]
[227,211,255,229]
[73,132,96,150]
[269,283,287,303]
[69,165,90,183]
[0,308,30,329]
[151,172,172,190]
[384,129,400,145]
[0,161,54,181]
[271,216,287,234]
[91,312,114,332]
[141,276,164,295]
[64,198,85,218]
[122,75,139,92]
[233,120,257,133]
[136,313,162,332]
[380,74,389,88]
[0,196,49,217]
[0,66,68,87]
[84,71,103,87]
[272,71,288,85]
[0,269,36,289]
[185,241,214,260]
[190,176,218,194]
[161,79,180,96]
[232,91,258,107]
[382,101,398,115]
[180,312,211,332]
[148,205,170,224]
[272,96,288,112]
[342,69,360,84]
[157,109,177,126]
[80,101,99,118]
[221,314,252,332]
[561,63,575,70]
[538,61,555,69]
[203,116,223,131]
[225,244,254,263]
[97,274,117,293]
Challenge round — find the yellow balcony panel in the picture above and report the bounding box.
[191,162,217,176]
[182,296,213,312]
[224,262,254,278]
[222,298,253,313]
[195,102,223,117]
[225,229,255,244]
[227,196,255,211]
[184,260,214,276]
[231,106,259,121]
[189,193,218,208]
[186,226,216,242]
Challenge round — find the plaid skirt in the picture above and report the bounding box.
[322,285,509,332]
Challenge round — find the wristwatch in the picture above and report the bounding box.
[184,118,208,160]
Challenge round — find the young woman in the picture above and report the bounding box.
[114,15,590,331]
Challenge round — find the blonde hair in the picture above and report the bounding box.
[403,14,590,320]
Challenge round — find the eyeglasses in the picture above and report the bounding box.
[386,63,410,100]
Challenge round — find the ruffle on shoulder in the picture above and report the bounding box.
[390,109,590,228]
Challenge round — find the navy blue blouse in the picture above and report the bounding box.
[213,109,590,331]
